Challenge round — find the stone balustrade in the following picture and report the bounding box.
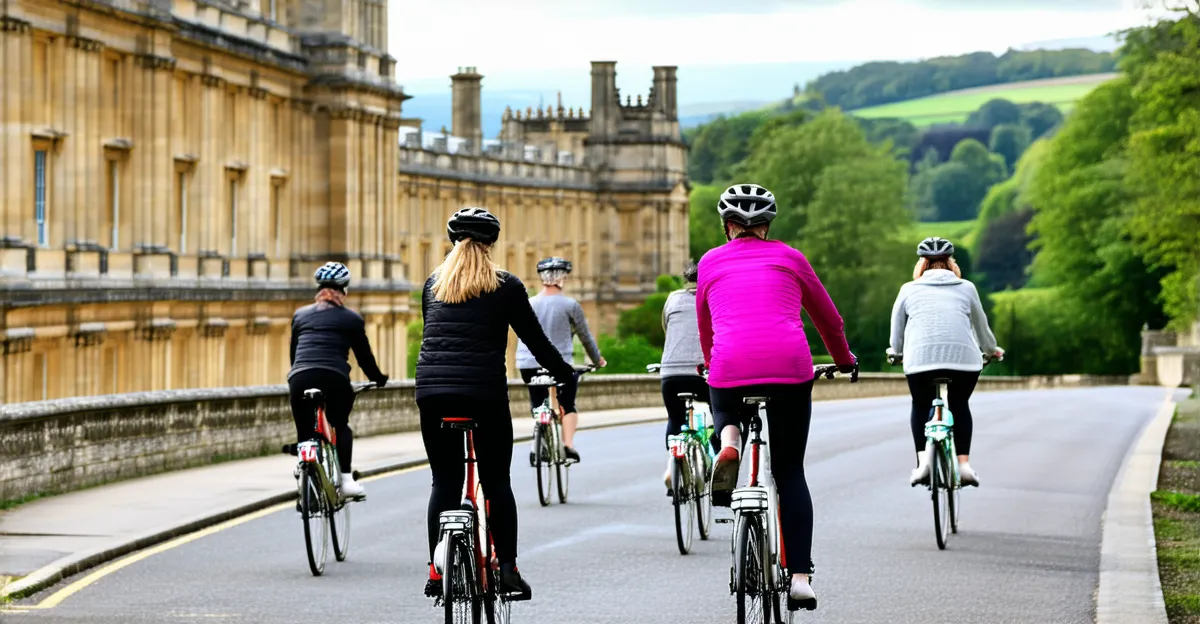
[0,373,1130,504]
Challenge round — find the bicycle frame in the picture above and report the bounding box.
[926,381,960,487]
[297,394,342,507]
[729,407,786,587]
[438,420,495,596]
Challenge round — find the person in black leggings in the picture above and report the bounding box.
[905,370,979,457]
[415,207,573,602]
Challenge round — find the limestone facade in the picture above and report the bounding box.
[0,0,689,403]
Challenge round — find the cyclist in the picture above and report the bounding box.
[287,262,389,500]
[888,237,1003,488]
[697,183,857,607]
[659,260,712,491]
[416,207,575,601]
[515,257,605,463]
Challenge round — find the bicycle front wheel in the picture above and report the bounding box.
[534,424,552,507]
[929,443,950,550]
[672,457,695,555]
[693,443,713,541]
[735,515,771,624]
[330,497,351,562]
[554,421,569,504]
[299,467,328,576]
[444,534,482,624]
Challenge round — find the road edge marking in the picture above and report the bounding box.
[1096,389,1175,624]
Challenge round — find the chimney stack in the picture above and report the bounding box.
[451,66,483,151]
[652,66,678,120]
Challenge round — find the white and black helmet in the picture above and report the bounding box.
[718,184,777,227]
[314,261,351,289]
[917,237,955,258]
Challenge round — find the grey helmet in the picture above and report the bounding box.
[536,257,572,274]
[717,183,777,227]
[314,261,351,289]
[917,237,955,258]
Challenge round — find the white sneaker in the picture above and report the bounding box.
[910,453,930,487]
[788,575,817,611]
[340,473,365,499]
[959,461,979,487]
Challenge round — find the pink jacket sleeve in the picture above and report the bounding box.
[696,264,714,368]
[793,250,855,366]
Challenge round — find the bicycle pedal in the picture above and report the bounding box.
[715,518,733,524]
[788,597,818,612]
[503,590,532,602]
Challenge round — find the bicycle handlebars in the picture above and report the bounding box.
[886,352,1004,366]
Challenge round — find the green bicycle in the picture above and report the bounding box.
[647,363,715,555]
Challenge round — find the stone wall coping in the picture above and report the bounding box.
[1152,346,1200,355]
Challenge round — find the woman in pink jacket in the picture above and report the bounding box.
[697,183,857,609]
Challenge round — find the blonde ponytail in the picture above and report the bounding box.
[431,238,502,304]
[913,256,962,280]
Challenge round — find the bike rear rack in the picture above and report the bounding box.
[730,486,770,513]
[438,509,474,533]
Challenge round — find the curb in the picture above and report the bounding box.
[1096,390,1175,624]
[1,415,666,603]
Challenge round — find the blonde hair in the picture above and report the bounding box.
[315,288,346,307]
[725,222,770,240]
[431,238,502,304]
[913,256,962,280]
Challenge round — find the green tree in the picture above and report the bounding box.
[1018,102,1065,139]
[687,111,771,184]
[973,209,1035,291]
[989,123,1032,171]
[949,138,1008,184]
[928,162,984,221]
[688,184,727,260]
[966,98,1022,131]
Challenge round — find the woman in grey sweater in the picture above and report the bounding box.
[658,262,715,489]
[889,238,1004,488]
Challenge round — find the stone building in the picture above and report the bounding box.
[0,0,688,403]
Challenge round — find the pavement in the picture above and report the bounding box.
[0,387,1174,623]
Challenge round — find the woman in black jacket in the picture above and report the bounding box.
[417,207,574,602]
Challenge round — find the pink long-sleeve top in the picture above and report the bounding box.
[697,237,855,388]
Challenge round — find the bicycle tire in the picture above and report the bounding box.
[735,515,771,624]
[948,437,960,535]
[534,423,552,507]
[672,457,695,554]
[444,534,482,624]
[483,520,510,624]
[694,444,713,541]
[930,443,950,550]
[555,421,569,504]
[299,467,328,576]
[330,497,351,562]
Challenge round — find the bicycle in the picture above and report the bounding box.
[433,416,522,624]
[709,363,858,624]
[647,363,716,555]
[526,364,596,507]
[284,381,377,577]
[886,352,1001,550]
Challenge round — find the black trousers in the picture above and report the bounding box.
[288,369,355,473]
[661,375,718,452]
[905,369,980,455]
[418,394,519,564]
[710,381,816,575]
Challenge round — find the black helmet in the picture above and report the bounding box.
[536,257,572,274]
[682,260,698,283]
[917,237,955,258]
[447,207,500,244]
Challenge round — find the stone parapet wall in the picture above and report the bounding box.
[0,373,1129,504]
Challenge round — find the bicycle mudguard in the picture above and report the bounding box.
[730,487,770,513]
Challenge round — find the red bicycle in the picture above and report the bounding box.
[434,417,513,624]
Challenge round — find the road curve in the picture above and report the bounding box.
[7,387,1164,624]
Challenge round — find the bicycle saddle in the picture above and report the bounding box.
[303,388,323,400]
[677,392,698,401]
[742,396,770,405]
[931,378,952,385]
[441,417,477,431]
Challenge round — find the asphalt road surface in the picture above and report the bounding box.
[8,387,1165,624]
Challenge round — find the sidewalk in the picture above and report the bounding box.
[0,407,665,600]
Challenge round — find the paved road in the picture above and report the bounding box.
[7,387,1165,623]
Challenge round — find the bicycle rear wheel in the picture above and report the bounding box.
[554,421,569,504]
[735,515,771,624]
[483,523,510,624]
[672,457,695,554]
[693,443,713,541]
[299,467,328,576]
[330,498,351,562]
[929,443,950,550]
[534,424,552,507]
[444,534,482,624]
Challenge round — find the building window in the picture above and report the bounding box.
[108,160,120,249]
[34,149,48,247]
[177,171,188,254]
[229,178,239,256]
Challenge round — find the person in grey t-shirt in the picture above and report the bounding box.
[516,257,606,462]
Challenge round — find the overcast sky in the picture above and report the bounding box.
[390,0,1172,89]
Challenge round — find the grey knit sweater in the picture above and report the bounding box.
[515,293,602,369]
[660,288,704,377]
[889,269,998,374]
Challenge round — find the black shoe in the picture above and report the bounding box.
[564,446,581,462]
[424,578,442,598]
[499,564,532,601]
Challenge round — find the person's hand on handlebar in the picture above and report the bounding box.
[597,357,607,368]
[373,374,389,388]
[837,355,858,375]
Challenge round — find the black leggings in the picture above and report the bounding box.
[289,369,355,474]
[906,369,980,455]
[710,381,816,575]
[661,375,718,452]
[418,394,519,565]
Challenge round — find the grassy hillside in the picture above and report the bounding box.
[908,220,978,250]
[851,73,1115,127]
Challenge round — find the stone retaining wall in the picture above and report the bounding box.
[0,373,1128,504]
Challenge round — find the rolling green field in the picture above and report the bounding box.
[906,220,978,251]
[851,74,1114,127]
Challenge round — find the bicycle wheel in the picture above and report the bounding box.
[330,497,351,562]
[299,467,328,576]
[554,421,569,504]
[534,423,552,507]
[929,443,950,550]
[444,534,482,624]
[693,443,713,541]
[672,457,695,554]
[483,524,510,624]
[735,515,771,624]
